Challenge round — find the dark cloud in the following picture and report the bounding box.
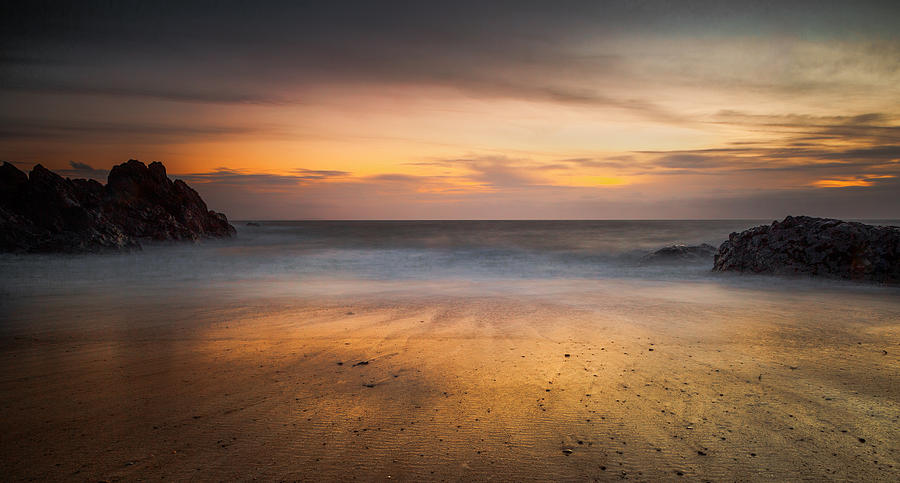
[170,169,300,187]
[654,154,733,169]
[831,145,900,160]
[0,2,630,109]
[179,167,348,190]
[2,81,294,105]
[635,146,900,178]
[8,1,893,118]
[58,160,108,180]
[714,111,900,145]
[624,112,900,179]
[291,169,350,180]
[0,118,267,143]
[178,167,351,189]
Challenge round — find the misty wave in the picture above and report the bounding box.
[3,220,898,301]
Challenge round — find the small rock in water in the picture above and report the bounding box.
[639,244,717,265]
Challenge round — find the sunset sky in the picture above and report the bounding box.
[2,1,899,219]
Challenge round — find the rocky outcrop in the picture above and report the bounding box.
[103,160,235,241]
[713,216,900,283]
[0,160,235,253]
[640,243,717,265]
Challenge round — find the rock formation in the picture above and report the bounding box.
[0,160,235,253]
[713,216,900,283]
[640,243,717,265]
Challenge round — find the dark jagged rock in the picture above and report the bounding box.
[640,243,717,265]
[713,216,900,283]
[0,163,136,252]
[0,160,235,253]
[104,160,235,241]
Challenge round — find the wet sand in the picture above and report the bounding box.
[1,279,899,481]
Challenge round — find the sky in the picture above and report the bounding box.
[2,0,899,219]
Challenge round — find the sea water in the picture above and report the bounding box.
[2,220,898,333]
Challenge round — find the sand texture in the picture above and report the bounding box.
[1,280,899,481]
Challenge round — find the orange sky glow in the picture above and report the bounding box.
[2,2,899,219]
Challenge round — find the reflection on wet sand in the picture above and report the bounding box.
[1,279,898,481]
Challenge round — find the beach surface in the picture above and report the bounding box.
[2,275,899,481]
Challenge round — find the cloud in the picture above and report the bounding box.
[654,154,733,169]
[178,167,348,191]
[416,156,550,188]
[0,2,711,122]
[462,156,543,188]
[713,110,900,145]
[58,160,108,180]
[291,169,350,180]
[825,145,900,161]
[617,111,900,181]
[426,76,687,124]
[0,118,269,144]
[547,157,639,171]
[367,173,423,183]
[182,164,900,220]
[634,147,900,179]
[2,81,295,105]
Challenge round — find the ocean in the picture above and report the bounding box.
[4,219,898,335]
[3,219,899,295]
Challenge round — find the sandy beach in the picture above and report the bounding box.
[2,277,898,481]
